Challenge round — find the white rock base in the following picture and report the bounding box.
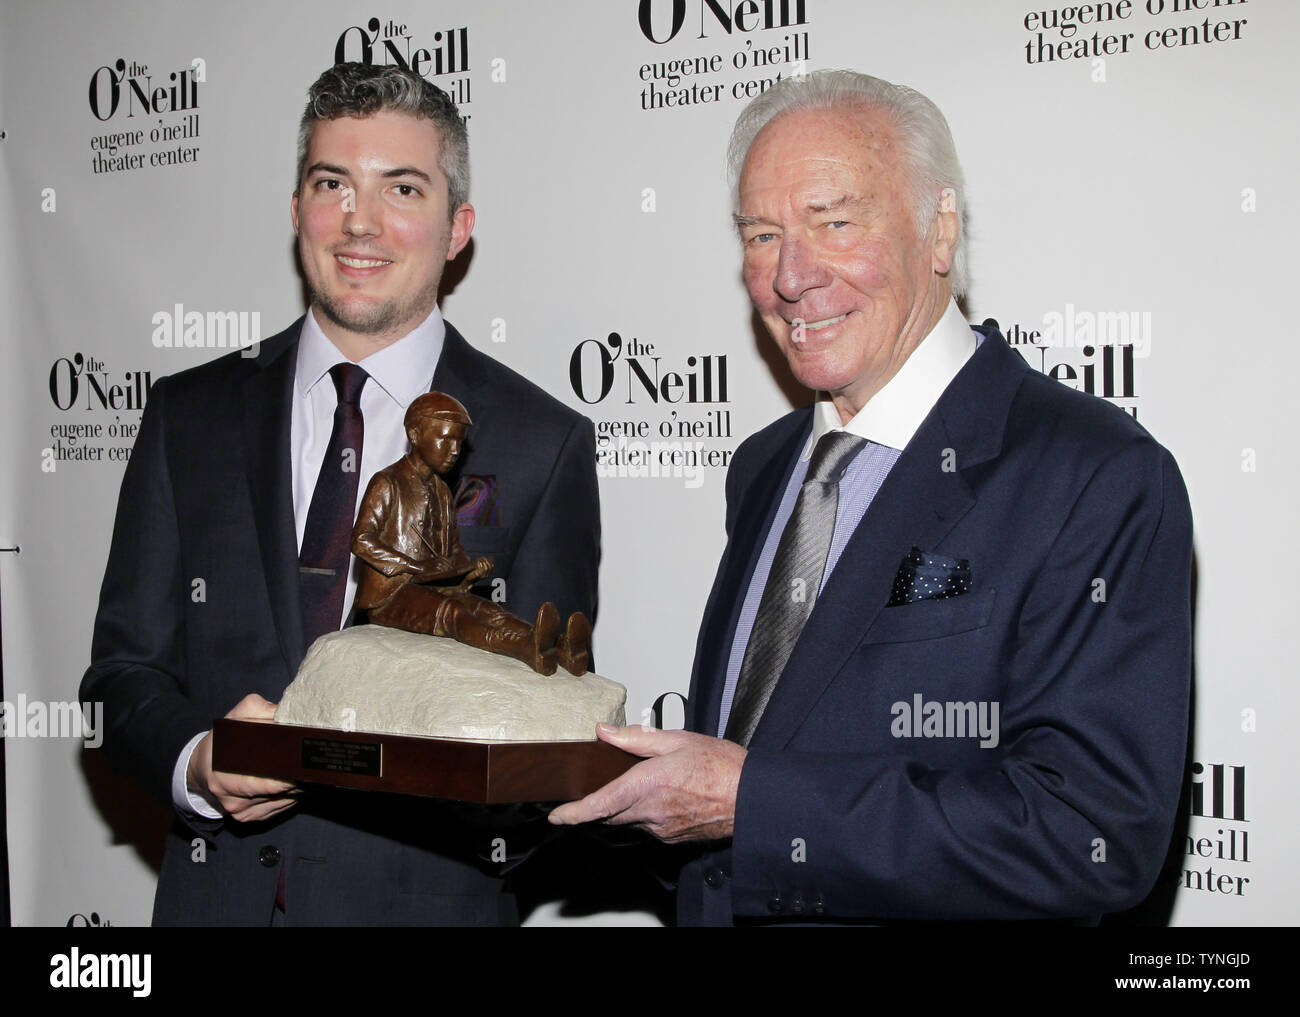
[275,625,626,741]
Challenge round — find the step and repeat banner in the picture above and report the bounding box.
[0,0,1294,926]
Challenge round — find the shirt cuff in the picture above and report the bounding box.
[172,731,223,819]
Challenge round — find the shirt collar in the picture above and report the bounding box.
[296,306,446,407]
[804,299,975,459]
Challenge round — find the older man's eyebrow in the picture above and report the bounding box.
[807,194,869,215]
[733,212,773,229]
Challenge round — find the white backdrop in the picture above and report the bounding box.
[1,0,1294,926]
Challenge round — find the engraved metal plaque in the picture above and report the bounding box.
[301,737,382,777]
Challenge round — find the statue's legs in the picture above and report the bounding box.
[446,596,560,676]
[370,585,560,676]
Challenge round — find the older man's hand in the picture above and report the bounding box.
[548,724,746,843]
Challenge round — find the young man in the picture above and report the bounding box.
[83,63,599,926]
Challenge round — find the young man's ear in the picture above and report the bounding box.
[446,203,475,261]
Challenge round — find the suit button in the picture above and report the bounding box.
[258,845,280,868]
[767,896,782,914]
[790,893,804,916]
[704,867,724,889]
[813,893,827,915]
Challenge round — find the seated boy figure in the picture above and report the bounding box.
[352,392,590,676]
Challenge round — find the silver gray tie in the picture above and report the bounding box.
[724,431,867,746]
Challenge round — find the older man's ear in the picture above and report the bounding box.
[931,187,960,279]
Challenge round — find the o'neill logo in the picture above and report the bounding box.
[335,18,469,78]
[48,354,153,413]
[570,332,729,405]
[88,58,199,121]
[638,0,808,43]
[1179,762,1251,898]
[86,56,203,175]
[1191,761,1245,822]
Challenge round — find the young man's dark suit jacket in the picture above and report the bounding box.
[82,318,599,926]
[678,325,1193,925]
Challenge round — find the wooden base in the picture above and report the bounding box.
[212,717,637,803]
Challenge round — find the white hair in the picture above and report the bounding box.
[727,70,969,297]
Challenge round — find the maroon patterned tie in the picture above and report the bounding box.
[298,363,367,646]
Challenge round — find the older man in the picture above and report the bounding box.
[83,63,599,925]
[552,71,1192,925]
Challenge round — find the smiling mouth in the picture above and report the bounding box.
[790,313,849,344]
[336,255,392,269]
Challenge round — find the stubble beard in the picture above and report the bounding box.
[311,281,438,341]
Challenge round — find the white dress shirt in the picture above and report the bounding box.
[805,297,976,456]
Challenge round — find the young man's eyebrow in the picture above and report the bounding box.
[381,166,433,183]
[302,163,433,185]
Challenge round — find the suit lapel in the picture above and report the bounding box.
[242,321,307,676]
[430,322,492,486]
[748,329,1027,750]
[426,322,491,494]
[431,323,488,417]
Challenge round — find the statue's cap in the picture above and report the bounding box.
[405,391,471,430]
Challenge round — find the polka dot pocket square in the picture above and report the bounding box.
[888,547,972,606]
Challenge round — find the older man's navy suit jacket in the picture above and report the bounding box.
[678,326,1192,925]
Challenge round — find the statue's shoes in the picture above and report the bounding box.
[532,602,560,676]
[556,612,592,676]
